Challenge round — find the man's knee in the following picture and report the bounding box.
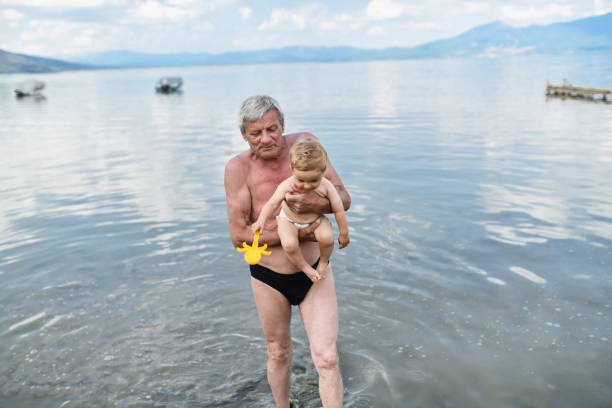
[267,340,292,364]
[312,346,339,372]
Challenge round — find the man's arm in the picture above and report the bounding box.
[324,158,351,211]
[324,178,350,248]
[225,157,255,248]
[225,156,284,247]
[251,179,290,238]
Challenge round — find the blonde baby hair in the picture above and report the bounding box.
[290,138,327,172]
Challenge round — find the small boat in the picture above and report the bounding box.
[14,79,45,97]
[155,77,183,93]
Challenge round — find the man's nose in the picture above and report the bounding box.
[261,130,273,143]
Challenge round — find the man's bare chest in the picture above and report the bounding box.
[248,167,291,207]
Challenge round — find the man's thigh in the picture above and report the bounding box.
[299,266,339,348]
[251,277,292,343]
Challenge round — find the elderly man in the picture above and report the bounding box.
[224,95,350,408]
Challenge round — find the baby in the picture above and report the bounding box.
[251,137,350,282]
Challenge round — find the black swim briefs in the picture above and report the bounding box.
[250,259,320,305]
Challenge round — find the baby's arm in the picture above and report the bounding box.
[322,178,350,248]
[251,178,291,236]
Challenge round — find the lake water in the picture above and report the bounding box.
[1,54,611,408]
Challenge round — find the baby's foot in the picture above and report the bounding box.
[304,266,322,282]
[315,261,330,278]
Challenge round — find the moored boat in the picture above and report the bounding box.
[155,77,183,93]
[14,79,45,97]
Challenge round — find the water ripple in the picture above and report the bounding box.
[2,57,612,407]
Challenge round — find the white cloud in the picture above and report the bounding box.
[593,0,612,14]
[316,12,361,31]
[2,8,22,20]
[0,0,108,8]
[238,6,252,19]
[501,3,575,25]
[258,8,307,31]
[24,19,77,40]
[457,1,490,14]
[72,34,94,48]
[126,0,203,22]
[3,1,610,57]
[11,19,104,56]
[366,25,385,36]
[365,0,420,20]
[167,0,199,6]
[8,14,217,56]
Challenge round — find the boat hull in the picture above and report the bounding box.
[155,77,183,93]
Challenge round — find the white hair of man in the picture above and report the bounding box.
[238,95,285,133]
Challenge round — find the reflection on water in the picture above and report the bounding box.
[1,54,612,407]
[546,93,611,104]
[15,94,47,103]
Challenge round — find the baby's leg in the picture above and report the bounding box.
[314,216,334,275]
[277,217,321,282]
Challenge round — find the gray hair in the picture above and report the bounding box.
[238,95,284,133]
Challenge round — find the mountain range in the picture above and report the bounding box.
[0,49,90,74]
[1,12,610,74]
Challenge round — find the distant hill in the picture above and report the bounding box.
[72,47,383,67]
[72,12,612,67]
[3,12,611,73]
[0,49,92,74]
[401,11,612,58]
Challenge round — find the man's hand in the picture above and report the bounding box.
[285,190,330,215]
[297,217,321,242]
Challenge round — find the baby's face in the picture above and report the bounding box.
[291,169,323,193]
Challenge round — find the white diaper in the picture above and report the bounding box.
[277,208,311,229]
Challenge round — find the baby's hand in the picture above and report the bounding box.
[304,267,322,282]
[338,233,350,249]
[251,221,264,235]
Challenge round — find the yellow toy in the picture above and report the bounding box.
[236,230,271,265]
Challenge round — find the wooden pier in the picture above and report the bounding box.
[546,79,611,102]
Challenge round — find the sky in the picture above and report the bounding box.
[1,0,612,58]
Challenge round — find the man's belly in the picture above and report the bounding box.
[257,241,319,274]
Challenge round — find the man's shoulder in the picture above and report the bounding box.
[285,132,317,146]
[225,151,251,177]
[226,150,251,166]
[278,175,294,189]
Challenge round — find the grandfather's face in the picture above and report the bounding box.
[241,109,285,160]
